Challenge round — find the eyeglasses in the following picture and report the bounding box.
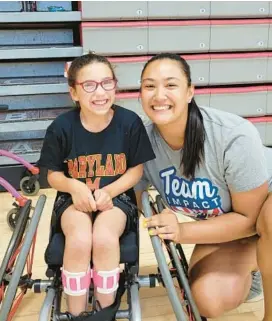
[75,78,117,93]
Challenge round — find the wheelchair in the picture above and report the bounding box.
[0,189,206,321]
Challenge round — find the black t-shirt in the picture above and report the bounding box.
[38,105,155,201]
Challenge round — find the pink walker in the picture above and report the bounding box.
[0,149,40,196]
[0,150,40,230]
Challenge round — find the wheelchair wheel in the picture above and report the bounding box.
[0,194,46,321]
[0,200,31,320]
[128,283,141,321]
[143,192,204,321]
[0,201,31,286]
[142,192,189,321]
[20,176,40,196]
[155,195,207,321]
[39,287,58,321]
[155,195,189,275]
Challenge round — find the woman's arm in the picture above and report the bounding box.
[179,181,268,243]
[145,181,269,244]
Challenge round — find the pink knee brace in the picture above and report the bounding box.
[92,267,120,294]
[61,267,91,296]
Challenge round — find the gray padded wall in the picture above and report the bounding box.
[267,89,272,114]
[81,1,148,20]
[210,1,270,18]
[81,1,271,20]
[209,54,269,85]
[208,89,268,117]
[82,20,272,55]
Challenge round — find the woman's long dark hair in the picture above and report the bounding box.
[140,53,205,179]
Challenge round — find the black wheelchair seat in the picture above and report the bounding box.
[44,230,138,267]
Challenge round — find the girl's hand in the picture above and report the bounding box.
[70,180,96,213]
[94,189,113,212]
[143,209,181,243]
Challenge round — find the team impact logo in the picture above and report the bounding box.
[160,166,224,219]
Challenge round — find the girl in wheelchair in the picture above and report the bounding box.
[38,53,155,319]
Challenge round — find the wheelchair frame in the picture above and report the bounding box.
[0,176,46,321]
[0,190,206,321]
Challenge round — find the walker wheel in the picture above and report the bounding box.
[7,208,19,230]
[20,176,40,196]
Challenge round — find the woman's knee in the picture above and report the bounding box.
[190,273,247,318]
[257,193,272,237]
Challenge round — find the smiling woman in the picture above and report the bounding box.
[140,59,194,128]
[139,54,205,181]
[135,53,272,319]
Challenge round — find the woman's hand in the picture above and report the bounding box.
[70,179,96,213]
[94,189,113,212]
[143,209,181,243]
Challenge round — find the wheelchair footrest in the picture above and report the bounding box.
[56,310,116,321]
[55,273,126,321]
[56,311,96,321]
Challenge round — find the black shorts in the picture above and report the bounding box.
[52,192,137,235]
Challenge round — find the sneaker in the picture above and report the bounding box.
[245,270,264,303]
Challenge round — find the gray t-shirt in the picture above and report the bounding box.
[135,106,272,220]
